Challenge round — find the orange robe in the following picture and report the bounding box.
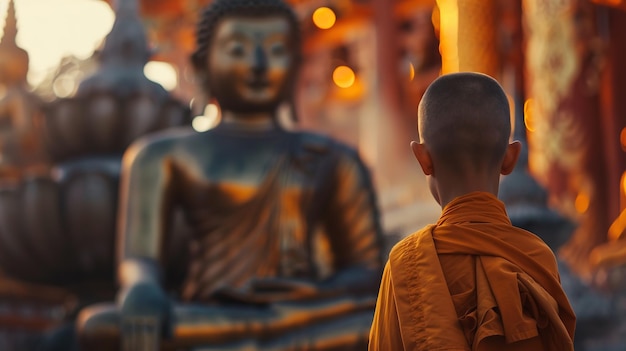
[369,192,575,351]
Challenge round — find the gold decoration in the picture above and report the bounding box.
[523,0,581,186]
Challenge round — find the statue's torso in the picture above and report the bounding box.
[162,126,349,301]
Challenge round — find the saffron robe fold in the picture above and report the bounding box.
[369,192,575,351]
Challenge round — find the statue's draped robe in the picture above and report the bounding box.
[369,192,575,351]
[170,126,383,302]
[77,125,383,351]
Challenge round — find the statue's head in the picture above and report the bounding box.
[191,0,301,114]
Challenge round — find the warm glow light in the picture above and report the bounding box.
[312,7,336,30]
[332,66,355,89]
[506,94,515,135]
[438,0,459,73]
[192,103,220,132]
[620,127,626,151]
[523,99,535,132]
[598,0,623,5]
[575,192,590,214]
[612,172,626,240]
[409,62,415,81]
[608,204,626,241]
[144,61,178,91]
[0,0,115,87]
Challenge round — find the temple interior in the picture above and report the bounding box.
[0,0,625,350]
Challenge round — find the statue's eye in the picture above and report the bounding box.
[228,42,246,57]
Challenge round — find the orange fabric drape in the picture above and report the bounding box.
[369,192,575,350]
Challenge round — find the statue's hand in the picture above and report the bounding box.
[117,282,172,351]
[249,277,319,298]
[215,278,322,305]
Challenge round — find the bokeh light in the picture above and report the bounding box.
[523,99,535,132]
[332,65,355,89]
[575,192,590,214]
[620,127,626,151]
[608,174,626,240]
[192,103,220,132]
[409,62,415,81]
[144,61,178,91]
[312,7,336,30]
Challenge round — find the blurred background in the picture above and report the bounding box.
[0,0,625,350]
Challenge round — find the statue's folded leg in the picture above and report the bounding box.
[76,303,120,351]
[175,295,375,350]
[77,296,375,351]
[78,302,162,351]
[190,309,374,351]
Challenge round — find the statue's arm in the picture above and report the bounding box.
[114,135,189,345]
[117,137,174,287]
[322,147,384,295]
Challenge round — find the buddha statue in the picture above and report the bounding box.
[77,0,384,350]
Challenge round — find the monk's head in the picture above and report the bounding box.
[191,0,301,114]
[411,72,521,205]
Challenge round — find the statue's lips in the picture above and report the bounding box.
[247,79,270,90]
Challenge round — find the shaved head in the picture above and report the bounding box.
[418,72,511,173]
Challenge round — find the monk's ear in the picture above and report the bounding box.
[411,141,434,176]
[500,141,521,175]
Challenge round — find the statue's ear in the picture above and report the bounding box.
[189,66,212,116]
[190,52,210,90]
[288,98,298,124]
[191,84,211,117]
[190,51,204,73]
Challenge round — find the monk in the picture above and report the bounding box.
[368,72,576,351]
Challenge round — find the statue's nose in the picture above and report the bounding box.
[252,45,268,76]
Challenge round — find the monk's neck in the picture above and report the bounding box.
[220,110,278,132]
[435,174,500,208]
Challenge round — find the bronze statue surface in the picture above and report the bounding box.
[78,1,384,350]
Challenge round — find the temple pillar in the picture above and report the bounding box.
[598,7,626,221]
[371,0,409,190]
[523,0,608,276]
[585,6,626,288]
[435,0,500,79]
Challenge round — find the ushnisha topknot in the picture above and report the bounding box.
[418,72,512,172]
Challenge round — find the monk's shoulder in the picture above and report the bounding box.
[509,226,560,268]
[510,226,554,250]
[388,226,434,267]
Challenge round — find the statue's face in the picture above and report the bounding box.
[207,16,292,113]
